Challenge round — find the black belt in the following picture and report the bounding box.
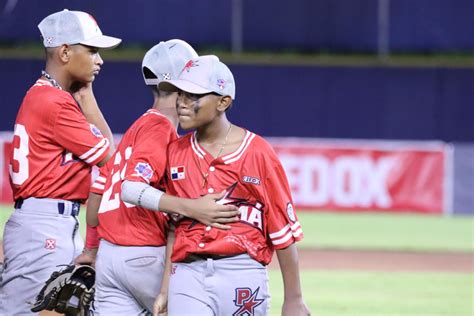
[14,198,81,216]
[182,253,238,263]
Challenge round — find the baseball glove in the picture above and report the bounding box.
[31,264,95,316]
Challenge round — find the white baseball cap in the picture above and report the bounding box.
[38,9,121,49]
[159,55,236,100]
[142,39,198,86]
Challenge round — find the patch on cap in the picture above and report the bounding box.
[182,59,199,73]
[217,79,226,90]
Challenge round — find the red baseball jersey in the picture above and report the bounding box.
[9,79,110,202]
[166,130,303,265]
[93,109,177,246]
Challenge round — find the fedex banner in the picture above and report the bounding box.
[270,138,448,214]
[0,133,449,214]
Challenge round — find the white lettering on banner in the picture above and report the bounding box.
[279,154,394,208]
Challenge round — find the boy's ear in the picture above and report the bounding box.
[217,96,232,112]
[58,44,71,63]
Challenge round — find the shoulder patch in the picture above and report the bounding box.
[89,124,103,137]
[134,162,154,181]
[286,203,296,222]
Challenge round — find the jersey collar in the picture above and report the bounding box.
[190,130,256,164]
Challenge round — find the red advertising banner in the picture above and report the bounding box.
[270,138,446,214]
[0,133,447,213]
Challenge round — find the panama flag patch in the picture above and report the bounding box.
[171,166,185,180]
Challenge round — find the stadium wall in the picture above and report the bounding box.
[0,132,472,215]
[0,59,473,142]
[0,0,472,51]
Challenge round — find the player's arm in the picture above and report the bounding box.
[276,244,311,316]
[121,180,239,230]
[74,192,101,266]
[72,82,115,164]
[75,167,108,266]
[153,224,175,316]
[258,144,309,315]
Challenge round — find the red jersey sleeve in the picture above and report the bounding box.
[262,150,304,249]
[54,100,110,167]
[124,120,175,186]
[90,163,110,195]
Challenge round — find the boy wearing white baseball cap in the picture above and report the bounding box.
[0,9,120,315]
[158,56,311,315]
[74,41,240,315]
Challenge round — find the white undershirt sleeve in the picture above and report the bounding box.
[121,180,164,211]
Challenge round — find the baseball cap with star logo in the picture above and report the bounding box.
[142,39,198,86]
[159,55,236,100]
[38,9,121,49]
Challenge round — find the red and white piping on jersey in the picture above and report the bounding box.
[269,221,303,246]
[190,130,256,164]
[91,175,107,191]
[79,138,110,164]
[143,109,179,137]
[191,132,206,159]
[222,131,255,164]
[143,109,166,118]
[33,79,53,88]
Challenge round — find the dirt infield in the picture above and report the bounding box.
[269,249,473,273]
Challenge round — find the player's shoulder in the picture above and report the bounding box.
[168,132,193,151]
[27,80,75,105]
[137,109,175,130]
[247,131,277,155]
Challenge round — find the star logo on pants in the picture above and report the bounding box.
[233,287,264,315]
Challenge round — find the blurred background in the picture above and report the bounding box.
[0,1,473,315]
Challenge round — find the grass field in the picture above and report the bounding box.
[1,205,472,315]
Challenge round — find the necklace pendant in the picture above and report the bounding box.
[202,173,209,188]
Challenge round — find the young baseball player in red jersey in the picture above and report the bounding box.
[158,55,310,315]
[0,9,121,315]
[73,41,239,315]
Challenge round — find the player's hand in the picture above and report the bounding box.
[71,82,96,108]
[74,247,98,267]
[184,191,240,230]
[282,298,311,316]
[153,292,168,316]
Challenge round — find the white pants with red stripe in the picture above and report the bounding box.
[168,254,270,316]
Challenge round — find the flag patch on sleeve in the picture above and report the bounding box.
[171,166,185,180]
[134,162,154,181]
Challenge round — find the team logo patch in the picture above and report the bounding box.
[182,59,199,73]
[45,239,56,250]
[217,79,226,90]
[160,72,171,80]
[233,287,264,316]
[45,36,54,45]
[134,162,154,181]
[242,175,260,185]
[171,166,185,180]
[287,202,296,222]
[89,124,103,137]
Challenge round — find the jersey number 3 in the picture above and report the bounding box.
[9,124,29,185]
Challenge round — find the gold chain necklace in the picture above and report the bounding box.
[196,123,233,188]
